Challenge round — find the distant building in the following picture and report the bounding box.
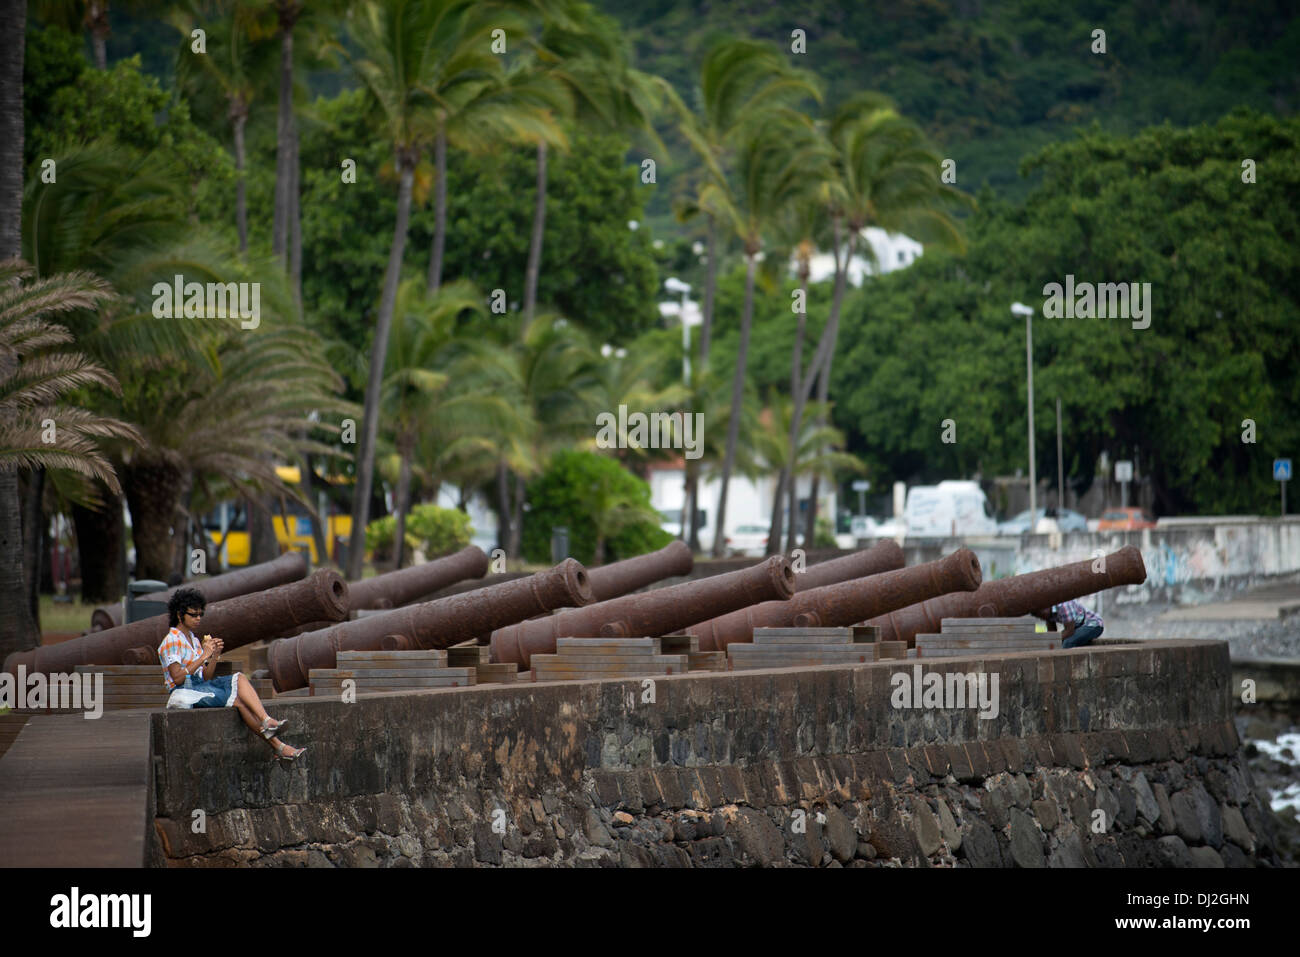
[802,227,923,286]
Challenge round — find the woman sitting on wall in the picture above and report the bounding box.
[158,586,305,761]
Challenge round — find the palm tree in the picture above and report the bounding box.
[753,391,864,549]
[378,277,520,568]
[413,0,566,297]
[702,113,826,557]
[478,311,598,558]
[170,1,274,254]
[671,36,819,551]
[339,0,447,580]
[798,95,973,541]
[581,334,689,476]
[519,1,673,326]
[21,141,270,597]
[0,261,143,655]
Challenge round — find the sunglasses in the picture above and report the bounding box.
[185,610,204,619]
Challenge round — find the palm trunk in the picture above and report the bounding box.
[297,453,329,567]
[248,492,280,565]
[426,122,447,294]
[289,116,302,310]
[495,461,511,552]
[711,251,757,557]
[346,157,416,580]
[804,361,828,547]
[0,0,23,259]
[785,267,811,549]
[124,461,187,582]
[392,438,414,570]
[699,216,716,364]
[509,472,525,560]
[800,229,855,547]
[0,1,35,655]
[70,486,126,605]
[0,472,37,657]
[19,469,43,624]
[271,9,295,262]
[88,2,108,70]
[523,139,547,327]
[232,104,248,253]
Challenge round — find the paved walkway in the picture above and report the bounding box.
[0,711,153,867]
[1158,580,1300,621]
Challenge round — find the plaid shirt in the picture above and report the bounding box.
[1050,600,1103,629]
[158,626,202,691]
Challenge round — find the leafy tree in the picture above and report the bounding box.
[0,262,142,655]
[832,109,1300,517]
[522,448,670,564]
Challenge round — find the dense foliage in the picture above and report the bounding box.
[522,449,672,565]
[828,109,1300,515]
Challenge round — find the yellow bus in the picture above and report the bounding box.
[204,466,352,566]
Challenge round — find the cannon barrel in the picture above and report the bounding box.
[490,555,796,668]
[866,545,1148,645]
[687,548,981,651]
[5,569,349,677]
[793,541,905,591]
[587,540,694,602]
[267,559,593,691]
[91,551,310,631]
[345,545,489,610]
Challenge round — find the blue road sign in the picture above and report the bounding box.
[1275,459,1293,481]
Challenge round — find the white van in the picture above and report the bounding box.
[904,481,998,538]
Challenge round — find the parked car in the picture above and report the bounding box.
[904,482,998,537]
[850,515,907,540]
[724,524,770,557]
[658,508,714,553]
[1097,507,1157,530]
[997,508,1088,535]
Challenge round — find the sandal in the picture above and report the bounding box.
[258,716,289,740]
[273,739,306,762]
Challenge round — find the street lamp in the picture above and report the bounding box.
[1011,301,1036,526]
[664,276,692,383]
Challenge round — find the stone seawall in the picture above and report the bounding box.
[149,639,1283,867]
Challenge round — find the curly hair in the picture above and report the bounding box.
[167,586,207,628]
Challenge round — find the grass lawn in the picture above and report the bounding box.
[39,594,96,636]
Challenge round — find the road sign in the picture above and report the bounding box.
[1114,460,1133,482]
[851,480,871,492]
[1275,459,1292,481]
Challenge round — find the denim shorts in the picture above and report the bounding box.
[184,673,240,708]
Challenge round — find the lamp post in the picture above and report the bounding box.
[1011,302,1036,525]
[664,276,692,384]
[665,276,694,542]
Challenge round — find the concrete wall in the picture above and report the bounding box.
[895,518,1300,604]
[149,639,1282,867]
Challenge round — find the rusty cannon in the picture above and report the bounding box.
[90,551,310,631]
[490,555,797,669]
[266,559,594,691]
[587,540,694,602]
[686,548,981,652]
[866,545,1148,645]
[345,545,489,610]
[5,568,350,677]
[793,541,905,591]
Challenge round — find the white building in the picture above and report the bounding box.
[802,227,923,286]
[647,458,838,553]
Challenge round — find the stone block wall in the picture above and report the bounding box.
[149,639,1282,867]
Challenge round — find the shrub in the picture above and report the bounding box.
[523,450,672,565]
